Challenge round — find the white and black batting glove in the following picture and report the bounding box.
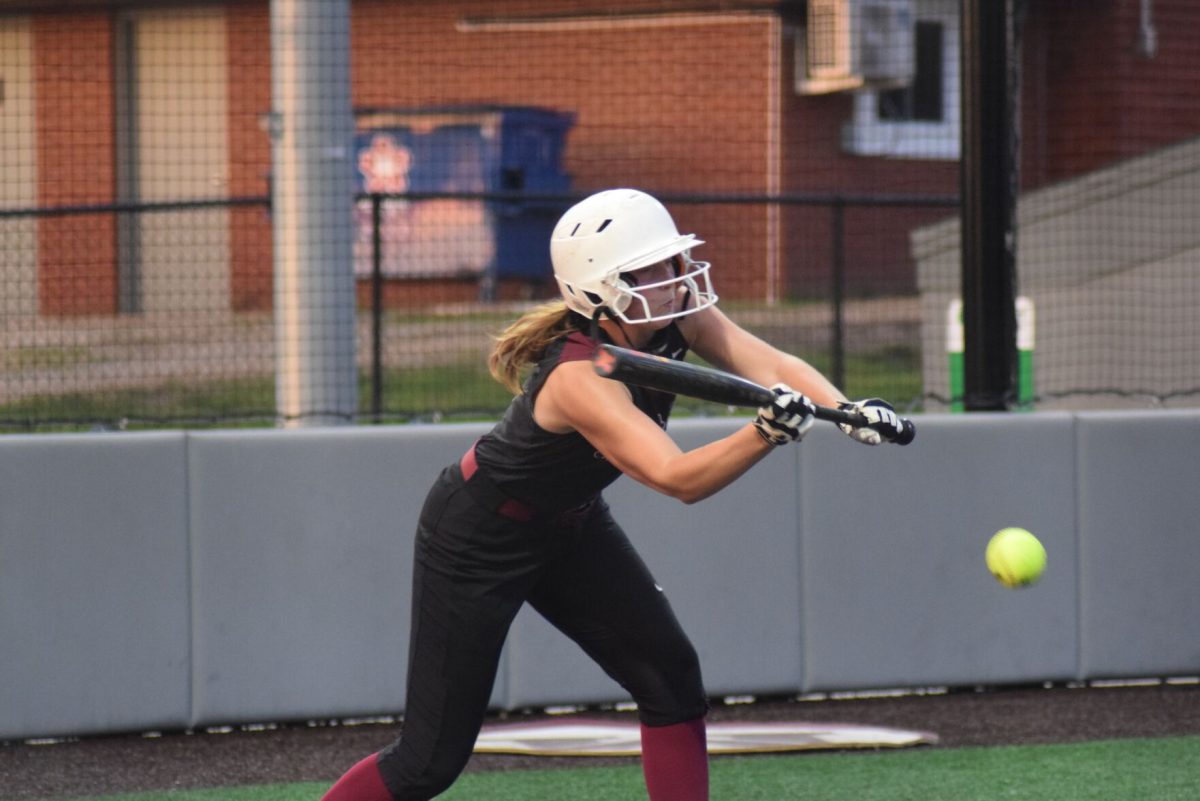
[838,398,903,446]
[754,384,816,446]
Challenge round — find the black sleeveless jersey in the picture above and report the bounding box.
[472,318,689,515]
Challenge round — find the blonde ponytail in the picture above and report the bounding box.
[488,301,577,395]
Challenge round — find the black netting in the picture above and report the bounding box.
[1,1,1196,430]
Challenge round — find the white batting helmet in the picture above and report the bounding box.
[550,189,717,323]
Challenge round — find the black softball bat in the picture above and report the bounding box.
[592,344,916,445]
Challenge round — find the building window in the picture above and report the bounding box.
[877,21,943,122]
[842,0,958,160]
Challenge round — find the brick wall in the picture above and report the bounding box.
[225,2,781,307]
[34,13,117,315]
[227,2,272,311]
[778,18,957,297]
[32,1,1200,312]
[1022,0,1200,188]
[355,3,783,302]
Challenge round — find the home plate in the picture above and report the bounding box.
[474,719,937,757]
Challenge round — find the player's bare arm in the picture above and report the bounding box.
[681,304,847,408]
[537,360,773,504]
[683,309,904,445]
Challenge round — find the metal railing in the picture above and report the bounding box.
[6,187,1193,430]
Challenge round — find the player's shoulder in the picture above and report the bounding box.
[538,356,633,433]
[557,329,599,364]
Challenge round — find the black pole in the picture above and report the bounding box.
[959,0,1018,410]
[371,194,384,419]
[830,198,846,391]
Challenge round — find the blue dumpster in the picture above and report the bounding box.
[353,106,574,296]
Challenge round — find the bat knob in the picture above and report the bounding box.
[893,420,917,445]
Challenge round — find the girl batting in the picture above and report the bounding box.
[321,188,903,801]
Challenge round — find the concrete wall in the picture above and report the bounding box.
[2,411,1198,739]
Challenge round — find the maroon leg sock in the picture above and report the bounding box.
[640,717,709,801]
[320,754,393,801]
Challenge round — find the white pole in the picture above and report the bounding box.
[270,0,358,427]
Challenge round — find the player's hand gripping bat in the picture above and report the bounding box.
[592,344,916,445]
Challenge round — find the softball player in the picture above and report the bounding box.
[320,189,904,801]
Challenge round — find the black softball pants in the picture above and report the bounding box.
[376,463,707,800]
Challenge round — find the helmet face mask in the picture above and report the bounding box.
[551,189,718,324]
[608,254,715,323]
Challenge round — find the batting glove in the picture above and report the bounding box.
[838,398,903,446]
[754,384,816,446]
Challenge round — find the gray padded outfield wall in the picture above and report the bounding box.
[1,412,1199,739]
[1075,411,1200,677]
[799,413,1081,690]
[0,433,191,738]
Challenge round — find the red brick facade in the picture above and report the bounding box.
[225,2,782,308]
[226,2,272,311]
[25,0,1200,313]
[1021,0,1200,187]
[34,13,117,315]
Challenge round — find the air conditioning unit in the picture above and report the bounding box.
[796,0,915,95]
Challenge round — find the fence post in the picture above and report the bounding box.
[371,194,383,420]
[959,0,1019,410]
[270,0,358,427]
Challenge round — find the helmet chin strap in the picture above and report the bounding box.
[589,307,639,350]
[588,309,605,343]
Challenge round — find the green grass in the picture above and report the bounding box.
[0,364,514,432]
[55,735,1200,801]
[2,345,94,371]
[0,376,278,431]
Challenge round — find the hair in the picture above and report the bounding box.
[488,300,578,395]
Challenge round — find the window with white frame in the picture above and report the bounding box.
[842,0,959,160]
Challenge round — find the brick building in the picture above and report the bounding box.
[1,0,1197,316]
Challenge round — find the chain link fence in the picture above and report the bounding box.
[1,1,1197,431]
